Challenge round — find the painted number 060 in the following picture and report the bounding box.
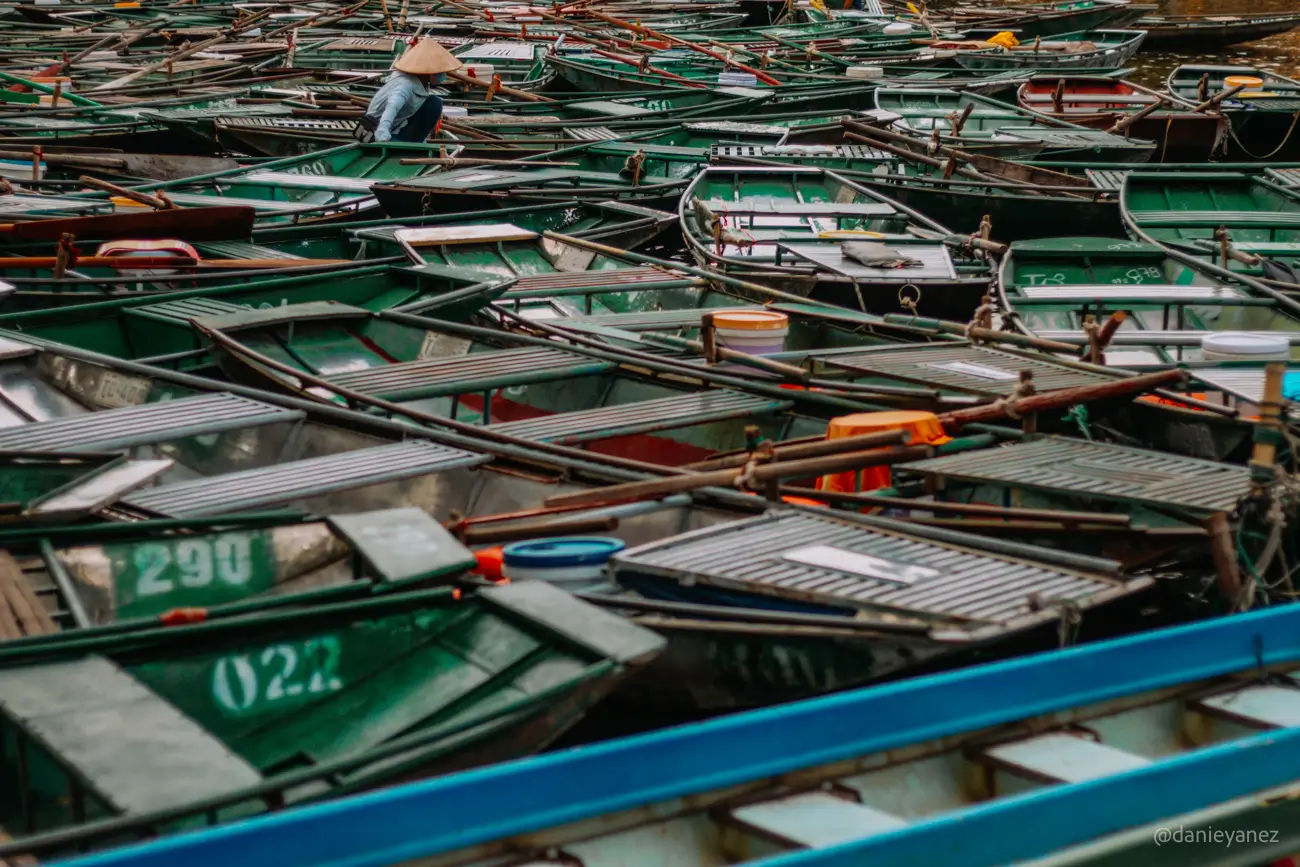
[134,535,253,597]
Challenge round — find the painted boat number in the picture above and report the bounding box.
[213,636,344,714]
[94,370,151,408]
[134,534,253,597]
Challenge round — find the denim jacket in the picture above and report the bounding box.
[365,71,443,142]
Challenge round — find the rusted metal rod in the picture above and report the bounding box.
[544,445,934,508]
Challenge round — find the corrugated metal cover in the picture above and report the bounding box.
[613,511,1120,624]
[219,118,354,132]
[0,393,302,452]
[326,347,613,401]
[1084,169,1127,192]
[823,343,1113,396]
[898,437,1251,513]
[489,390,790,444]
[124,440,487,517]
[1190,369,1300,417]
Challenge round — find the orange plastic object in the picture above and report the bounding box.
[159,607,208,626]
[1138,392,1208,409]
[473,546,506,582]
[816,411,951,494]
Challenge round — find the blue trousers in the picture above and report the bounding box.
[394,95,443,143]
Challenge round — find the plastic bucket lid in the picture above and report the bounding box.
[502,537,626,569]
[1201,331,1290,359]
[712,310,789,331]
[1225,75,1264,89]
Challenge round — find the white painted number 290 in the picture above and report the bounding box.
[134,535,253,598]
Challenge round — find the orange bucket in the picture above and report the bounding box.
[816,410,951,494]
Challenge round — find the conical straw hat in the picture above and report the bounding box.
[394,39,462,75]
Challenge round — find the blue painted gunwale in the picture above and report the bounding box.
[60,604,1300,867]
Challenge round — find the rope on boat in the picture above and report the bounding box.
[1224,109,1300,161]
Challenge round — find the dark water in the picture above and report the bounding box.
[1130,0,1300,86]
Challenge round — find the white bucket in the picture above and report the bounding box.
[441,105,468,117]
[502,537,625,593]
[712,310,790,356]
[1201,332,1291,362]
[883,22,913,35]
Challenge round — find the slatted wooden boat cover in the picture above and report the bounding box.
[0,656,260,815]
[0,393,303,452]
[822,343,1118,396]
[613,511,1125,625]
[898,437,1252,513]
[325,346,614,400]
[1085,168,1130,191]
[712,144,892,161]
[123,440,488,517]
[125,297,269,325]
[488,390,791,444]
[458,42,536,60]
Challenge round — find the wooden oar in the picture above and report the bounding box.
[0,255,349,270]
[93,8,276,91]
[77,176,174,210]
[0,206,255,242]
[544,444,932,508]
[582,9,782,85]
[446,69,553,102]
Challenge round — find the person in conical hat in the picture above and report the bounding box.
[358,38,462,144]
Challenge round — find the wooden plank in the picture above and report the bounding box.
[394,224,539,247]
[0,552,55,637]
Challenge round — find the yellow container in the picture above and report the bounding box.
[1225,74,1265,94]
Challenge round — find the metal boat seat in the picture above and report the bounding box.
[777,241,958,281]
[158,192,322,213]
[1013,284,1248,302]
[125,297,251,325]
[325,347,614,401]
[725,791,907,849]
[1189,681,1300,729]
[0,393,302,453]
[973,732,1150,785]
[898,436,1252,515]
[1133,210,1300,228]
[698,199,899,217]
[122,440,487,517]
[237,172,378,193]
[0,656,261,815]
[505,267,698,297]
[488,390,791,445]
